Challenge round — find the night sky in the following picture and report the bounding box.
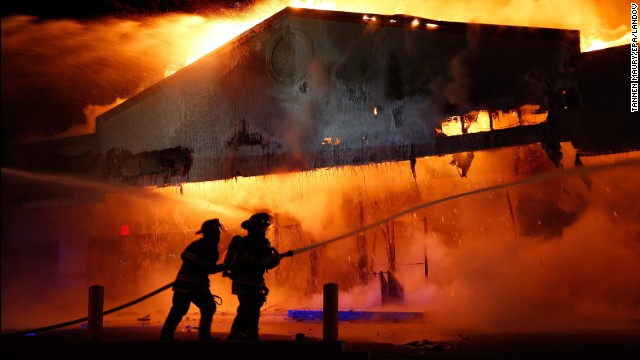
[0,0,254,19]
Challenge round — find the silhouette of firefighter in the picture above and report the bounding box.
[223,212,291,340]
[160,219,226,340]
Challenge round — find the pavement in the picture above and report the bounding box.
[1,320,640,360]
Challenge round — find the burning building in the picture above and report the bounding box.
[2,6,639,334]
[10,7,583,185]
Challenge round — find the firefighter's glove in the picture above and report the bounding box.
[262,253,278,265]
[262,250,281,269]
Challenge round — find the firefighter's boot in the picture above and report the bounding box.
[227,328,258,340]
[227,328,247,340]
[160,322,178,341]
[198,319,214,340]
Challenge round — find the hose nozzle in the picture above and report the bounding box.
[279,250,294,258]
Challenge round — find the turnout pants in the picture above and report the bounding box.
[229,286,267,340]
[161,288,216,340]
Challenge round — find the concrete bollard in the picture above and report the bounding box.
[323,283,338,341]
[88,285,104,342]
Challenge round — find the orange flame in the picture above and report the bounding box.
[439,105,548,136]
[162,0,629,81]
[23,0,617,127]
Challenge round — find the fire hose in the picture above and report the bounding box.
[1,252,293,338]
[287,157,640,256]
[1,282,174,338]
[3,158,637,338]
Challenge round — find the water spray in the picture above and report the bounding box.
[281,157,640,257]
[3,157,637,337]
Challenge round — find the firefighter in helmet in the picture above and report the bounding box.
[223,212,282,340]
[161,219,225,341]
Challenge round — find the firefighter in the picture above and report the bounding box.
[160,219,226,341]
[223,212,282,340]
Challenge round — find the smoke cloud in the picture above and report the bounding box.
[1,0,636,339]
[5,144,638,338]
[1,0,629,150]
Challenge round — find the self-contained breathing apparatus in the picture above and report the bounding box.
[222,234,292,283]
[222,235,245,281]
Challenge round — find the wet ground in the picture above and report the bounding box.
[2,314,639,359]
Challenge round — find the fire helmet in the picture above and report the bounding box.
[241,212,273,231]
[196,219,223,234]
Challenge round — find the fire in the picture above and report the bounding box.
[147,146,640,332]
[438,105,548,136]
[145,0,631,116]
[295,0,631,53]
[2,1,639,336]
[291,0,336,11]
[3,141,640,333]
[2,0,628,141]
[158,0,629,83]
[362,15,377,22]
[161,6,281,77]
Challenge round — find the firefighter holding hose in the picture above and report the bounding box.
[160,219,226,341]
[223,212,292,340]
